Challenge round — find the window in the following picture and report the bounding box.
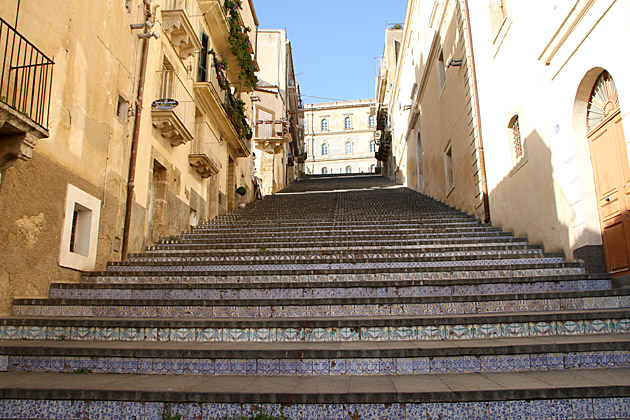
[322,167,328,174]
[370,140,376,153]
[116,95,129,122]
[321,119,328,131]
[370,164,376,173]
[345,141,353,155]
[322,143,328,156]
[444,143,454,194]
[368,115,376,127]
[346,166,352,174]
[59,184,102,270]
[198,32,209,83]
[437,50,446,91]
[344,116,352,129]
[489,0,508,38]
[509,115,523,160]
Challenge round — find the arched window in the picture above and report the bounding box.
[370,164,375,173]
[321,119,328,131]
[368,115,376,127]
[322,167,328,174]
[344,116,352,129]
[346,166,352,174]
[370,140,376,153]
[322,143,328,156]
[345,141,352,155]
[508,115,523,160]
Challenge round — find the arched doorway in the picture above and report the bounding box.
[586,70,629,276]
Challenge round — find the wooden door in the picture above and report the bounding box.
[587,72,630,276]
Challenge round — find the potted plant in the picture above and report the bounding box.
[236,186,247,208]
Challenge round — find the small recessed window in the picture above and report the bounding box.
[117,95,129,122]
[69,203,92,257]
[321,119,328,131]
[368,115,376,127]
[509,115,523,160]
[444,143,454,193]
[345,141,352,155]
[344,116,352,129]
[322,143,328,156]
[346,166,352,174]
[437,50,447,90]
[322,167,328,174]
[370,140,376,153]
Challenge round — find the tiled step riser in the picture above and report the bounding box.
[1,318,628,343]
[49,279,613,300]
[4,350,629,376]
[12,295,630,318]
[84,267,587,284]
[1,397,629,420]
[125,249,545,264]
[105,257,567,274]
[192,223,485,234]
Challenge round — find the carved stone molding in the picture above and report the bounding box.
[0,104,49,170]
[161,10,203,61]
[151,109,193,147]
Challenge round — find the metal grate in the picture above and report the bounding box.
[511,116,523,159]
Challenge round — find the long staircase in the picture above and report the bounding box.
[1,174,629,420]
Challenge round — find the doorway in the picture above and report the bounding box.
[586,71,630,276]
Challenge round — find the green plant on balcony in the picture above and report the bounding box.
[224,0,257,89]
[225,90,253,141]
[210,49,230,90]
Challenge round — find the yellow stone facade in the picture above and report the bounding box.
[0,0,262,315]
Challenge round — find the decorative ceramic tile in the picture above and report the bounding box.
[593,398,616,419]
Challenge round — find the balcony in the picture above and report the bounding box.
[189,122,220,178]
[151,69,194,147]
[0,17,54,170]
[161,0,202,60]
[194,57,251,157]
[198,0,257,91]
[254,120,291,154]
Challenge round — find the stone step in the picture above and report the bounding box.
[103,257,569,275]
[50,275,612,301]
[125,249,547,265]
[1,309,628,343]
[82,266,587,285]
[2,335,629,377]
[142,241,535,256]
[149,237,531,252]
[0,370,629,419]
[11,289,630,319]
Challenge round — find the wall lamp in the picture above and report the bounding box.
[130,21,154,30]
[447,58,463,68]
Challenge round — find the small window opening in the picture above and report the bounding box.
[69,203,92,257]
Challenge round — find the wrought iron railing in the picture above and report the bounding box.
[156,68,195,134]
[0,17,54,129]
[192,121,220,165]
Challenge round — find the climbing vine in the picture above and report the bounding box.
[224,0,258,89]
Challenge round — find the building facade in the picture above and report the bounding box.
[253,29,305,196]
[304,99,377,175]
[378,0,630,277]
[0,0,260,315]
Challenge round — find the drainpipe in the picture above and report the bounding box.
[462,0,491,223]
[121,0,153,261]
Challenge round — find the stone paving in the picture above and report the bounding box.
[0,174,629,419]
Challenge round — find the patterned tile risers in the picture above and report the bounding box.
[106,258,567,273]
[5,350,630,376]
[12,295,630,318]
[49,279,613,300]
[0,398,628,419]
[2,319,629,343]
[87,268,586,284]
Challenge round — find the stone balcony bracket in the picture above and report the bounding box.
[151,109,194,147]
[161,10,203,60]
[0,104,49,171]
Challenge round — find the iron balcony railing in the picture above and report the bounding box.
[192,121,220,165]
[156,68,195,134]
[0,17,54,130]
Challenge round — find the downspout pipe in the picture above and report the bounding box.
[462,0,491,223]
[121,0,152,261]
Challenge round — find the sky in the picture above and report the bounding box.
[252,0,408,104]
